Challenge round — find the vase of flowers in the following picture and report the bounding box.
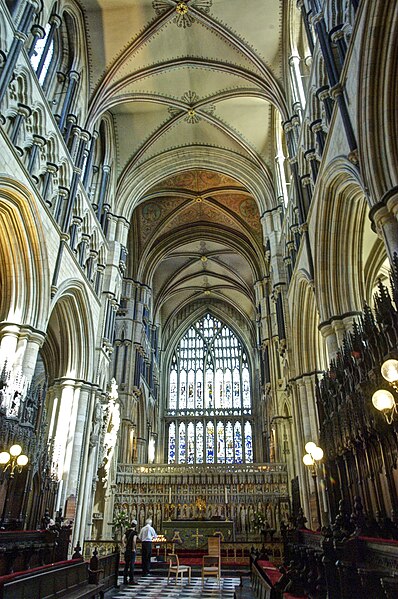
[111,509,130,541]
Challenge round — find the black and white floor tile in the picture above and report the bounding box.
[112,576,240,599]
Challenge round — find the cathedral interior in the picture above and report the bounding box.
[1,0,398,596]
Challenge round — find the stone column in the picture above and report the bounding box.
[330,25,347,69]
[316,85,334,124]
[9,103,31,146]
[304,149,319,184]
[27,134,46,178]
[319,322,338,361]
[72,385,98,549]
[310,119,326,156]
[41,162,59,208]
[57,71,80,131]
[0,0,41,104]
[297,0,314,54]
[52,380,81,508]
[369,192,398,263]
[65,384,91,500]
[28,24,45,58]
[136,437,147,464]
[35,14,62,82]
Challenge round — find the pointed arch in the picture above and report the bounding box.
[44,280,96,382]
[0,178,50,332]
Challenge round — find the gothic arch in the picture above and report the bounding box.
[43,280,95,382]
[289,271,325,376]
[163,303,256,377]
[358,2,398,202]
[116,147,276,220]
[0,178,50,334]
[312,158,374,323]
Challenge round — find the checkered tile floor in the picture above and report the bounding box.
[111,575,240,598]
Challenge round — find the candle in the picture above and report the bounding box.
[169,487,172,504]
[225,486,228,504]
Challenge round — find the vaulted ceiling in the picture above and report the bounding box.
[82,0,288,334]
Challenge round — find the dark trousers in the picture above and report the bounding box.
[141,541,152,575]
[123,550,136,583]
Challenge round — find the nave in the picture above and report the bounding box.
[1,0,398,596]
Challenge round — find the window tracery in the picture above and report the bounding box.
[166,313,253,464]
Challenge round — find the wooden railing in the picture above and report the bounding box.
[0,528,71,576]
[0,551,120,599]
[281,529,398,598]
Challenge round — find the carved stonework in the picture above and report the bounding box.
[152,0,212,28]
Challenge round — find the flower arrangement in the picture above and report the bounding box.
[111,509,130,539]
[251,511,267,531]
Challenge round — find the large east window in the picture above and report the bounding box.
[166,313,253,464]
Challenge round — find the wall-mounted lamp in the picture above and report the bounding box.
[372,359,398,424]
[0,444,29,527]
[0,444,29,478]
[303,441,324,529]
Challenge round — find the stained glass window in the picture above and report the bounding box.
[166,313,254,463]
[168,422,176,463]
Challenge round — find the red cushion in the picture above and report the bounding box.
[256,560,282,585]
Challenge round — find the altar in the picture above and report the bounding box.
[162,520,234,550]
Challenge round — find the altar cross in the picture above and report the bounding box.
[191,528,204,548]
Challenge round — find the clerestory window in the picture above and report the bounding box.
[166,313,253,464]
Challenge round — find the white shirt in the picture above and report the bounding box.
[139,523,157,542]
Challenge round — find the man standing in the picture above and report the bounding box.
[123,520,138,585]
[138,518,157,576]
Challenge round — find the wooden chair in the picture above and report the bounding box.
[167,553,191,585]
[202,536,221,586]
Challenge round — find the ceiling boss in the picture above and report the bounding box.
[152,0,212,27]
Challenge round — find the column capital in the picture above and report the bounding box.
[46,161,59,174]
[17,103,32,118]
[310,119,323,133]
[30,24,45,38]
[329,83,344,99]
[69,70,80,82]
[304,149,317,162]
[301,174,312,187]
[49,14,62,28]
[32,133,47,146]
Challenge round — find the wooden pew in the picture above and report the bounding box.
[0,551,119,599]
